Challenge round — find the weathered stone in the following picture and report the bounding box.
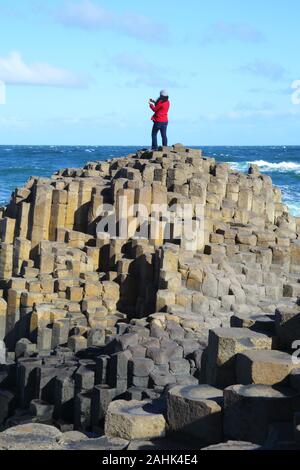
[224,384,300,444]
[29,399,54,423]
[60,435,129,450]
[105,399,166,440]
[74,390,92,430]
[167,384,223,444]
[275,306,300,349]
[54,373,75,422]
[230,312,276,335]
[236,349,297,386]
[149,371,176,387]
[75,364,95,391]
[17,358,42,408]
[0,423,62,450]
[169,359,190,375]
[132,358,155,377]
[0,144,299,449]
[202,441,261,451]
[206,328,272,388]
[91,385,117,426]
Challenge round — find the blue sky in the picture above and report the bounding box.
[0,0,299,145]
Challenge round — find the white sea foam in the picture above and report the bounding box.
[0,189,10,205]
[226,159,300,174]
[249,160,300,173]
[287,205,300,216]
[225,159,300,216]
[282,199,300,216]
[277,184,300,216]
[227,161,248,172]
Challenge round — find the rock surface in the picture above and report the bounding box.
[0,423,129,450]
[105,399,166,440]
[202,440,262,451]
[167,384,223,443]
[0,144,300,449]
[0,423,62,450]
[224,384,300,444]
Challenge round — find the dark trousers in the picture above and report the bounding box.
[152,122,168,150]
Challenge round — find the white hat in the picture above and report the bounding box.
[160,89,169,97]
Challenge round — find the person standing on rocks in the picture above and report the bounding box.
[149,90,170,150]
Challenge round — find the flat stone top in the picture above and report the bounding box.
[1,423,62,439]
[0,423,63,449]
[232,384,296,399]
[127,438,198,451]
[276,306,300,315]
[211,328,268,339]
[250,314,275,323]
[168,384,223,402]
[61,436,129,451]
[0,425,129,450]
[202,441,261,451]
[108,399,165,417]
[238,349,294,364]
[235,312,275,323]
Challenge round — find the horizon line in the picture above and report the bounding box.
[0,144,299,148]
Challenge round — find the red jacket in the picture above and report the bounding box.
[150,100,170,122]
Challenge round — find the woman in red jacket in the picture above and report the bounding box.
[149,90,170,150]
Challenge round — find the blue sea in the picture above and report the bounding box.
[0,145,299,216]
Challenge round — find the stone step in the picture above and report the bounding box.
[224,384,300,444]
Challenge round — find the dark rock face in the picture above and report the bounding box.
[167,384,223,444]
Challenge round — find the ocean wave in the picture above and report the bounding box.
[275,184,300,216]
[249,160,300,173]
[282,200,300,216]
[226,159,300,175]
[227,161,248,172]
[0,188,11,205]
[0,167,47,174]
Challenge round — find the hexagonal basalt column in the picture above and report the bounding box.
[105,399,166,440]
[206,328,272,388]
[167,384,223,444]
[236,349,297,386]
[224,384,300,444]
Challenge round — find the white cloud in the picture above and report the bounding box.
[202,22,265,44]
[0,80,6,105]
[199,107,300,122]
[0,115,30,129]
[248,86,293,96]
[234,101,275,112]
[114,52,160,76]
[237,60,287,82]
[0,51,88,88]
[57,0,169,44]
[112,52,181,89]
[0,4,23,17]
